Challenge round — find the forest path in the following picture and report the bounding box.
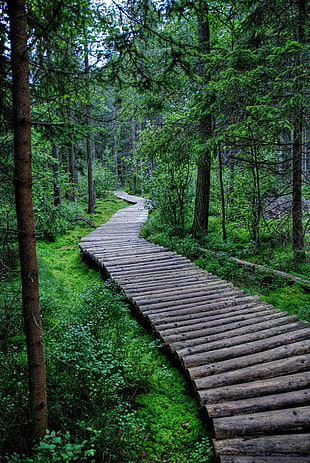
[79,192,310,463]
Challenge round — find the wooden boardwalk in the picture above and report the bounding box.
[79,192,310,463]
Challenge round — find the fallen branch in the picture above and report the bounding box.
[74,214,96,228]
[198,246,310,287]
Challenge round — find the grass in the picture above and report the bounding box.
[1,195,213,463]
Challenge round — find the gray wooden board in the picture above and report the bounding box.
[198,371,310,404]
[161,311,293,342]
[213,406,310,438]
[153,303,273,329]
[188,340,310,380]
[206,389,310,418]
[194,354,310,390]
[220,458,310,463]
[214,433,310,456]
[182,328,310,367]
[174,321,308,358]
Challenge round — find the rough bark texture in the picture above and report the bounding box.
[192,3,213,237]
[52,144,61,206]
[8,0,47,441]
[292,0,307,260]
[85,52,96,214]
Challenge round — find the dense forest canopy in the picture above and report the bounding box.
[2,0,310,252]
[1,0,310,246]
[1,0,310,460]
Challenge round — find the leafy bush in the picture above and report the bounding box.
[7,430,95,462]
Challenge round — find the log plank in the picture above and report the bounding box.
[214,434,310,455]
[162,311,293,344]
[177,322,309,358]
[195,354,310,389]
[182,328,310,368]
[198,371,310,404]
[213,406,310,439]
[154,303,272,330]
[206,389,310,418]
[188,339,310,379]
[220,456,310,462]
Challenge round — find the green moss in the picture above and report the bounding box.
[135,364,208,463]
[259,283,310,321]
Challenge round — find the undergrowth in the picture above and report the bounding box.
[0,196,213,463]
[141,211,310,323]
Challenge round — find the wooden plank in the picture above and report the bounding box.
[195,354,310,390]
[188,339,310,379]
[206,389,310,418]
[141,289,245,313]
[213,406,310,439]
[127,281,232,300]
[198,371,310,404]
[214,434,310,456]
[162,311,292,344]
[154,302,273,330]
[148,295,261,321]
[108,261,197,278]
[133,283,235,305]
[112,268,218,284]
[92,248,171,260]
[122,276,221,293]
[182,328,310,368]
[105,255,190,271]
[103,252,184,266]
[170,314,298,349]
[176,321,308,357]
[220,456,310,463]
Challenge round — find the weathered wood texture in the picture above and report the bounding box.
[79,192,310,463]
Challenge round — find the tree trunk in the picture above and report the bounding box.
[218,143,227,240]
[68,137,78,201]
[85,51,96,214]
[192,2,213,238]
[292,113,304,258]
[8,0,47,441]
[52,144,61,206]
[292,0,306,261]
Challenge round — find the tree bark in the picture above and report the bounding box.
[292,0,307,261]
[85,51,96,213]
[192,2,213,238]
[52,144,61,206]
[8,0,47,441]
[218,143,227,240]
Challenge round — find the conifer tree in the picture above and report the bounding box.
[7,0,47,441]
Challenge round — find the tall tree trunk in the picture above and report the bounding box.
[8,0,47,441]
[292,109,304,258]
[218,143,227,241]
[52,144,61,206]
[192,2,213,238]
[292,0,306,261]
[85,51,96,214]
[67,106,78,201]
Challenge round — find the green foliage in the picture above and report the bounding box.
[132,107,196,231]
[78,160,120,200]
[7,430,95,463]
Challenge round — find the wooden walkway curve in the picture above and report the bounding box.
[79,192,310,463]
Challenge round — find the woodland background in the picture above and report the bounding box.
[1,0,310,462]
